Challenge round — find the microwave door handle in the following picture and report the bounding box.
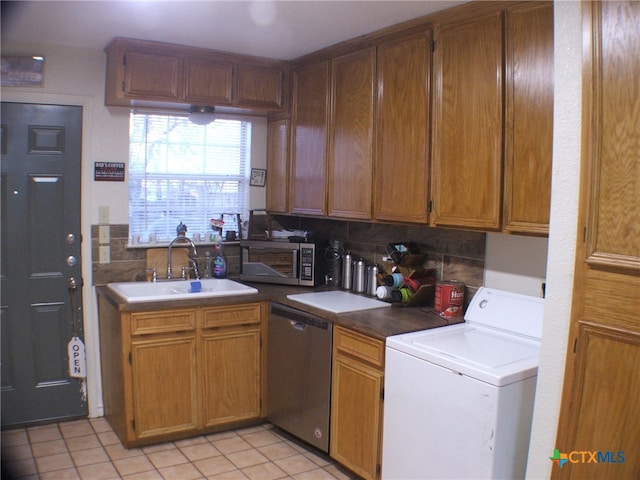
[292,249,299,279]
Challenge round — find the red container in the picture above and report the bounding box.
[434,281,465,318]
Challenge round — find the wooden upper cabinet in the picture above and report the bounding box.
[266,118,290,213]
[237,65,284,109]
[431,12,504,231]
[105,37,287,113]
[375,31,431,224]
[290,61,330,216]
[503,2,554,235]
[124,51,181,101]
[328,48,375,220]
[183,57,233,105]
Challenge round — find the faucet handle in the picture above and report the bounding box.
[181,265,194,280]
[145,267,157,283]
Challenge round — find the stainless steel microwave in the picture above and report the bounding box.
[240,240,327,286]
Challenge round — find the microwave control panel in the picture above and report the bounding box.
[299,246,315,282]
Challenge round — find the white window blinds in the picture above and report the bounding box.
[128,113,251,242]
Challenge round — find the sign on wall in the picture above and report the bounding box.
[94,162,125,181]
[1,55,45,87]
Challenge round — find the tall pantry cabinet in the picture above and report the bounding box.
[554,2,640,479]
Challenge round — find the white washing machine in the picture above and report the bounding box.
[382,287,544,480]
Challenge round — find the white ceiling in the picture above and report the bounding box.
[1,1,466,60]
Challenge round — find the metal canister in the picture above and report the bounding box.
[434,281,465,318]
[353,258,366,293]
[324,240,344,287]
[366,264,379,296]
[341,251,353,290]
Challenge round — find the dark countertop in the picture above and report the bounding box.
[96,279,463,341]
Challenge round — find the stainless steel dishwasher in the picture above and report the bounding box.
[267,303,333,452]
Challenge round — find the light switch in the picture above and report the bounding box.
[99,246,110,264]
[98,206,110,224]
[99,225,110,244]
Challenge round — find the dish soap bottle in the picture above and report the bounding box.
[212,242,227,279]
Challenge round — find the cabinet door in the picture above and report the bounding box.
[124,51,181,101]
[290,61,329,216]
[183,57,234,105]
[504,2,554,234]
[266,118,290,213]
[431,12,504,230]
[555,3,640,479]
[330,353,383,480]
[331,327,384,480]
[130,335,198,439]
[327,48,375,220]
[237,65,283,109]
[375,31,431,224]
[200,327,261,427]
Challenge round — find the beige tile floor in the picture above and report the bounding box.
[1,418,357,480]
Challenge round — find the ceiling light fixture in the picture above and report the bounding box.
[189,106,216,125]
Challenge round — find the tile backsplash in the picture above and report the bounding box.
[92,218,486,303]
[273,215,486,294]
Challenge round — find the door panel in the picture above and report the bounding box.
[1,102,86,426]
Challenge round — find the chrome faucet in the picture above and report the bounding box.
[167,235,198,279]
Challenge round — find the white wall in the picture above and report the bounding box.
[484,233,548,297]
[526,2,582,478]
[2,42,267,417]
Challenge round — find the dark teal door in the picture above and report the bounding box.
[1,102,87,426]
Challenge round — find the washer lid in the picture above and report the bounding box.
[386,287,544,386]
[386,325,540,386]
[464,287,544,340]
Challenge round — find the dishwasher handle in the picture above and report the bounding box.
[270,303,331,330]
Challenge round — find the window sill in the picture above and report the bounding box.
[127,240,241,249]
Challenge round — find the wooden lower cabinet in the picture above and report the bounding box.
[98,297,264,447]
[200,326,261,427]
[130,335,198,440]
[330,326,384,480]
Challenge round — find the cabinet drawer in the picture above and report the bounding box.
[130,310,197,336]
[201,303,261,329]
[334,326,384,368]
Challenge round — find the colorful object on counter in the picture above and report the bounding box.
[382,272,405,288]
[434,280,465,318]
[213,243,227,279]
[391,287,414,304]
[190,281,202,293]
[376,285,394,300]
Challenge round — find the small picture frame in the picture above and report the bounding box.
[250,168,266,187]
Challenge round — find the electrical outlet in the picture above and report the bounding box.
[99,245,110,264]
[98,206,110,224]
[99,225,110,244]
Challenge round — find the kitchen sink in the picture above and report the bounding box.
[107,278,258,303]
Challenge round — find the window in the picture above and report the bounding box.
[129,113,251,242]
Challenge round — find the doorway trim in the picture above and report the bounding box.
[2,91,103,418]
